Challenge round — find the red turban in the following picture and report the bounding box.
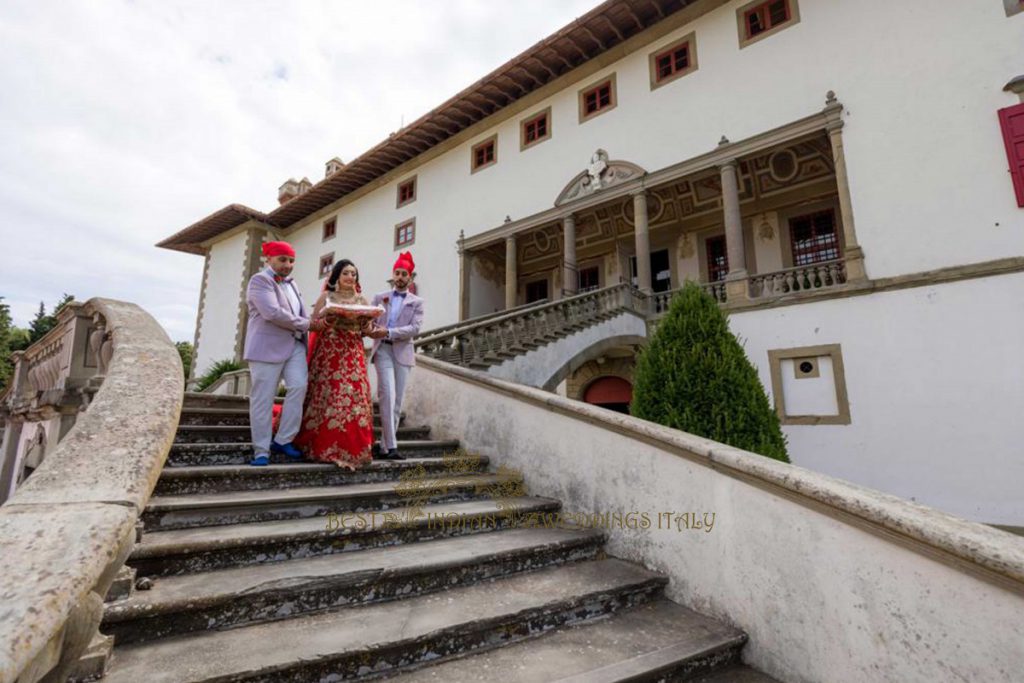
[393,251,415,273]
[262,241,295,258]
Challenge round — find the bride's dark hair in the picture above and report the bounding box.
[326,259,361,292]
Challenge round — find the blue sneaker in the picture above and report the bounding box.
[251,453,270,467]
[271,441,303,461]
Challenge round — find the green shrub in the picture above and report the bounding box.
[194,359,243,392]
[631,281,789,463]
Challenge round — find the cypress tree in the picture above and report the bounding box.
[631,281,789,462]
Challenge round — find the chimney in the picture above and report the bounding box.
[278,178,301,205]
[325,157,345,177]
[278,177,315,205]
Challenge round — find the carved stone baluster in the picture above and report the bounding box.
[464,332,485,368]
[447,336,464,365]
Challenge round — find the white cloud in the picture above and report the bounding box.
[1,0,597,341]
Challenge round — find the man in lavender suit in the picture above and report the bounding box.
[243,241,324,466]
[367,251,424,460]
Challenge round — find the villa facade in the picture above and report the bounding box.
[159,0,1024,526]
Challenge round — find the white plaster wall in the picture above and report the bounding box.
[677,234,701,282]
[730,271,1024,525]
[276,0,1023,333]
[403,361,1024,683]
[749,212,783,273]
[468,259,504,318]
[193,230,248,376]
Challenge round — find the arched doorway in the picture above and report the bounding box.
[583,376,633,414]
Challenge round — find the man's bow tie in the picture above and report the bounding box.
[274,275,292,284]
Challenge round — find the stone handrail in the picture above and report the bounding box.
[749,259,847,298]
[0,299,183,683]
[416,284,645,368]
[416,298,550,340]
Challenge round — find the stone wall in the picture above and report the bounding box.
[404,356,1024,683]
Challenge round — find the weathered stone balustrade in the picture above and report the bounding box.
[416,284,641,368]
[748,259,847,299]
[0,299,183,683]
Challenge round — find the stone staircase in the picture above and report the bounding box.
[96,392,779,682]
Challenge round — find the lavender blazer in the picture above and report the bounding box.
[243,268,310,364]
[369,290,424,367]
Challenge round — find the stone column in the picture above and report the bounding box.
[826,117,866,281]
[719,159,749,301]
[562,214,577,296]
[458,231,471,321]
[632,191,652,293]
[505,235,517,310]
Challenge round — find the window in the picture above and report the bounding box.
[737,0,800,48]
[396,177,416,207]
[471,136,497,172]
[789,210,840,266]
[525,279,548,304]
[318,253,334,279]
[998,103,1024,206]
[578,265,600,292]
[706,235,729,282]
[520,108,551,150]
[394,219,416,248]
[322,217,336,241]
[649,33,698,89]
[578,74,617,123]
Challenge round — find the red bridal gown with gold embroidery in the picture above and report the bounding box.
[294,292,374,469]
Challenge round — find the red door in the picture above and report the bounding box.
[999,103,1024,207]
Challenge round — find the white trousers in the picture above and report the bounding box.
[249,340,308,455]
[373,344,411,450]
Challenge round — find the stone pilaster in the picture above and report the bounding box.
[824,94,866,281]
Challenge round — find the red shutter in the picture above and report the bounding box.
[999,103,1024,207]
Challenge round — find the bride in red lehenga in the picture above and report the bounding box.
[293,259,376,471]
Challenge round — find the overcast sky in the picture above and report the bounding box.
[1,0,598,342]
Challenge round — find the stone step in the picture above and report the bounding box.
[166,439,461,467]
[686,665,784,683]
[154,456,490,496]
[104,527,606,645]
[173,424,430,444]
[384,599,750,683]
[101,558,668,683]
[142,470,516,531]
[130,497,563,577]
[178,406,406,427]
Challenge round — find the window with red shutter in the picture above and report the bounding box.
[998,103,1024,207]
